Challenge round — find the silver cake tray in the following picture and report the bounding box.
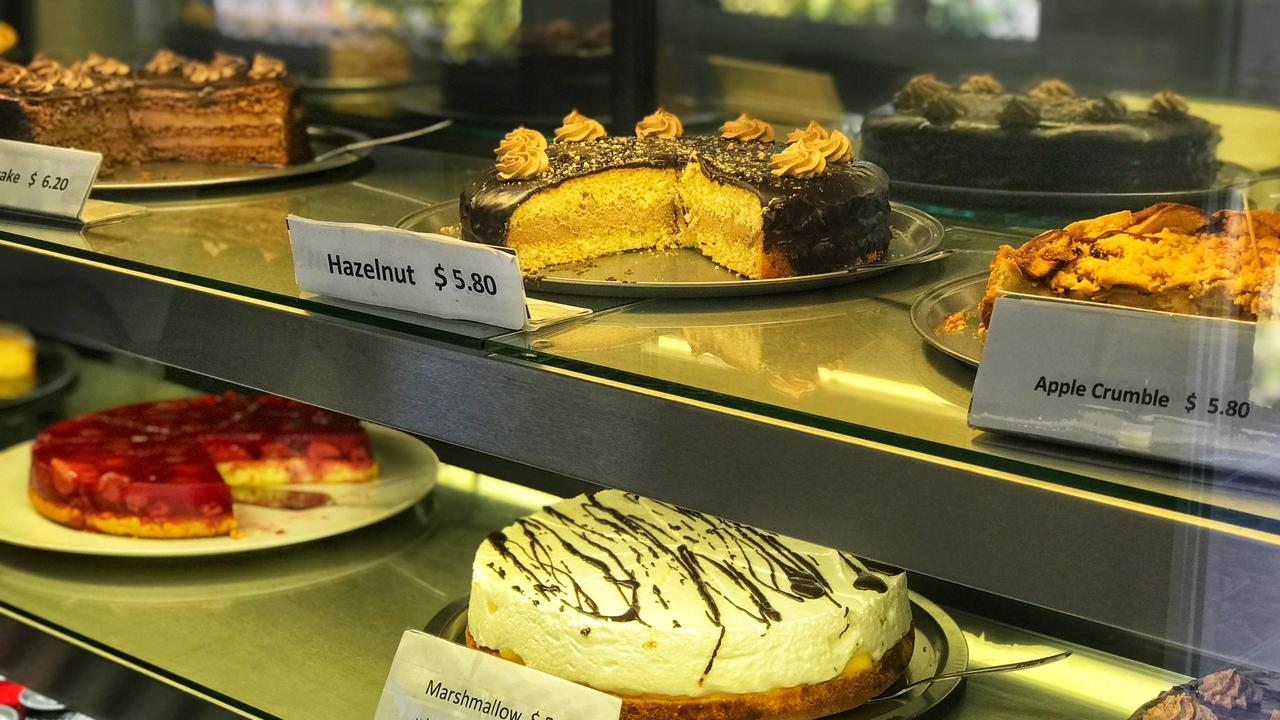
[92,125,370,192]
[888,162,1256,212]
[396,202,947,298]
[910,273,989,367]
[425,591,967,719]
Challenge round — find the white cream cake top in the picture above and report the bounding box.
[468,489,912,697]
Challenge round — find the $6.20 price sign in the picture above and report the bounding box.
[0,139,101,221]
[288,215,529,330]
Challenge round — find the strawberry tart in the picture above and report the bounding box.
[28,392,377,538]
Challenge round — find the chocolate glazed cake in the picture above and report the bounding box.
[1129,668,1280,720]
[0,50,309,169]
[860,74,1220,193]
[460,111,891,279]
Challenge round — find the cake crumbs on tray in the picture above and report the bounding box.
[938,311,968,334]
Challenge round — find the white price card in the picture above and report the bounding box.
[0,139,101,221]
[288,215,528,330]
[374,630,622,720]
[970,294,1280,476]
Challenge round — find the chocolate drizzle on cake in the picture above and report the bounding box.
[481,490,898,682]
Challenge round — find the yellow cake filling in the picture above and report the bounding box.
[505,161,791,279]
[0,324,35,399]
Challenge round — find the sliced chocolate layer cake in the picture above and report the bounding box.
[133,50,310,166]
[0,49,309,169]
[461,111,892,279]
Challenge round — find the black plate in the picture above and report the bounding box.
[889,163,1255,212]
[425,592,967,718]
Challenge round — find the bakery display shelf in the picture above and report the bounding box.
[0,146,636,349]
[3,149,1280,674]
[0,356,1188,720]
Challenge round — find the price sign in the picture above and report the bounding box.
[287,215,528,330]
[374,630,621,720]
[970,294,1280,476]
[0,139,101,221]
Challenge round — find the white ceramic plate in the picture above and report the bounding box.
[0,423,437,558]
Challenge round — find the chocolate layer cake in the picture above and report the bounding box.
[860,74,1220,193]
[0,54,145,166]
[1129,668,1280,720]
[461,111,892,279]
[0,50,309,169]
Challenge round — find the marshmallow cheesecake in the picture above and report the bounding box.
[468,490,914,720]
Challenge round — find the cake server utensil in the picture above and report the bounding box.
[230,475,427,511]
[854,248,953,273]
[311,119,454,163]
[866,649,1072,703]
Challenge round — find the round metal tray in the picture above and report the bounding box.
[397,202,946,298]
[0,341,77,412]
[910,273,989,367]
[889,162,1255,212]
[92,125,370,192]
[425,591,967,718]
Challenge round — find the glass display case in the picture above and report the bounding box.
[1,1,1279,719]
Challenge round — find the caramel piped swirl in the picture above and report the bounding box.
[770,140,826,179]
[635,108,683,139]
[814,130,854,163]
[998,96,1041,127]
[719,113,774,142]
[1149,90,1190,119]
[1028,78,1077,99]
[555,109,607,143]
[958,73,1003,94]
[923,94,967,123]
[1084,96,1127,122]
[786,120,829,144]
[893,73,951,110]
[495,127,548,157]
[495,133,550,181]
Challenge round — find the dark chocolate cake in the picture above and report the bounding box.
[461,111,892,279]
[860,73,1220,193]
[0,49,309,169]
[1129,668,1280,720]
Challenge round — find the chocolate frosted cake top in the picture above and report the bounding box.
[0,49,293,99]
[1132,668,1280,720]
[886,72,1207,129]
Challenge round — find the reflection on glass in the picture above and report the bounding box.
[926,0,1040,40]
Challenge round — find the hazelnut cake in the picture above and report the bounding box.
[460,110,893,279]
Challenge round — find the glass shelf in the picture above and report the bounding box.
[4,149,1279,674]
[0,356,1188,720]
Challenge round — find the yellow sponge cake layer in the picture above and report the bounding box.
[507,168,678,274]
[676,161,773,278]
